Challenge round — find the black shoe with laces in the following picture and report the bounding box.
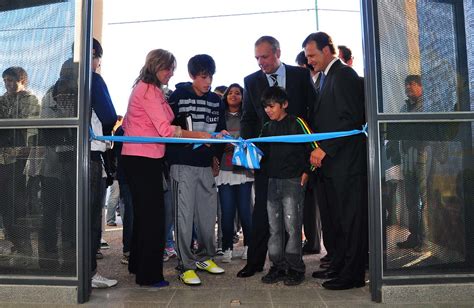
[284,269,305,286]
[261,266,286,284]
[396,239,419,249]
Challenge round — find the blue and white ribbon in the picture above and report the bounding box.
[231,137,263,169]
[91,124,368,169]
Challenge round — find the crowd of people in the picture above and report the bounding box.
[0,32,369,291]
[94,32,367,290]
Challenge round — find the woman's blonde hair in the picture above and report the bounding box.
[134,49,176,88]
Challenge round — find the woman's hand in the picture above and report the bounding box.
[199,131,212,139]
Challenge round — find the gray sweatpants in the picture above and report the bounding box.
[171,164,217,271]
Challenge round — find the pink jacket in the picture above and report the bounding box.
[122,81,175,159]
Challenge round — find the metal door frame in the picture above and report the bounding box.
[361,0,474,302]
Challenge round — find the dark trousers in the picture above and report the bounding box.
[246,171,269,270]
[0,162,32,253]
[90,159,105,275]
[317,174,368,282]
[119,182,133,254]
[0,163,16,245]
[163,178,175,249]
[303,175,321,252]
[123,155,165,285]
[219,182,253,250]
[40,172,76,273]
[315,173,336,259]
[403,167,427,245]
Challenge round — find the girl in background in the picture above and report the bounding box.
[215,83,253,263]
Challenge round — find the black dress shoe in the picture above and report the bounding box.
[312,269,339,279]
[320,255,331,263]
[396,239,419,249]
[322,278,365,290]
[237,265,263,278]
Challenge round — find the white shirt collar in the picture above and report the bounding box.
[323,57,338,75]
[312,71,320,84]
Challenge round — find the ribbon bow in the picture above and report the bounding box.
[231,137,263,169]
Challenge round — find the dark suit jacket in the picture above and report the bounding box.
[309,59,366,177]
[240,64,316,139]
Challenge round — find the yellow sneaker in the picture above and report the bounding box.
[179,269,201,285]
[196,259,225,274]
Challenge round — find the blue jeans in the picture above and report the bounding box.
[163,178,175,249]
[119,182,133,254]
[267,177,305,273]
[218,182,253,251]
[106,180,120,224]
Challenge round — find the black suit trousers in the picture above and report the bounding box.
[317,173,368,282]
[315,173,336,258]
[246,171,269,269]
[303,177,321,252]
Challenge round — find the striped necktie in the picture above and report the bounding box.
[270,74,278,86]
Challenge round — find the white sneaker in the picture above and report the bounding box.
[222,249,232,263]
[91,273,118,289]
[163,252,170,262]
[100,239,110,250]
[241,246,248,260]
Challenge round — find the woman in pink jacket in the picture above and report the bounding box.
[121,49,209,287]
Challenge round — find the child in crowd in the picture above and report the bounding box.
[166,54,226,286]
[259,86,312,286]
[214,83,253,263]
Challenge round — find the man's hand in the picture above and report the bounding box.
[310,147,326,168]
[300,172,309,186]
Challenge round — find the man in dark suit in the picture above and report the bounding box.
[237,35,316,278]
[295,50,322,255]
[303,32,368,290]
